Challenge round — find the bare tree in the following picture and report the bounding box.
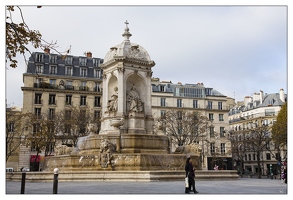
[6,108,25,161]
[6,6,70,69]
[154,109,212,148]
[58,106,98,147]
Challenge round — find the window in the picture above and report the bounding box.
[35,93,42,104]
[65,95,72,105]
[160,110,166,119]
[265,109,275,116]
[33,123,40,133]
[266,153,271,160]
[219,114,224,121]
[220,143,225,154]
[177,99,182,107]
[31,142,37,151]
[65,123,71,133]
[36,64,43,74]
[209,113,214,121]
[49,65,57,74]
[80,96,87,106]
[275,153,281,161]
[94,83,101,92]
[50,55,57,63]
[65,110,71,120]
[210,143,215,154]
[93,59,100,67]
[178,122,182,134]
[79,57,87,66]
[48,108,55,120]
[218,102,223,110]
[49,94,56,105]
[65,56,73,65]
[65,81,73,90]
[94,69,101,78]
[220,127,225,137]
[207,101,212,109]
[50,79,56,87]
[177,111,182,120]
[160,85,165,92]
[193,100,198,108]
[46,142,55,154]
[160,98,166,107]
[8,122,14,132]
[94,96,101,107]
[80,81,87,91]
[248,154,251,161]
[210,126,214,137]
[36,53,44,62]
[80,68,87,77]
[35,108,41,119]
[65,66,73,76]
[94,111,100,121]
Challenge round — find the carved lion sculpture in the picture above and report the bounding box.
[174,143,201,155]
[54,145,73,155]
[99,139,117,154]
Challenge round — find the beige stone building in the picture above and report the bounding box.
[228,89,287,176]
[151,78,233,170]
[19,49,103,171]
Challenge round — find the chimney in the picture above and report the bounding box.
[86,51,92,58]
[260,90,263,104]
[279,88,285,102]
[44,47,50,54]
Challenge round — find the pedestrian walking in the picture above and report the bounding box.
[184,157,199,194]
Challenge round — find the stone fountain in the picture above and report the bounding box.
[41,21,202,180]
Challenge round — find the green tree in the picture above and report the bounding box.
[271,102,287,147]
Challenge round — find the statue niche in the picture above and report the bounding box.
[127,84,143,112]
[107,86,118,112]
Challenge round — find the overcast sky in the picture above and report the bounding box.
[4,3,289,108]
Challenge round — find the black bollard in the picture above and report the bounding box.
[20,170,26,194]
[53,168,59,194]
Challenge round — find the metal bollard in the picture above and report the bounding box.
[53,168,59,194]
[20,169,26,194]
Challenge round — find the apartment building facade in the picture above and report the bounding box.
[20,49,103,171]
[228,89,287,176]
[151,78,234,170]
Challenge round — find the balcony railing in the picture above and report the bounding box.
[34,99,42,105]
[79,86,89,91]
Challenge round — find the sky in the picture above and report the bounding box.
[3,1,290,109]
[2,1,292,198]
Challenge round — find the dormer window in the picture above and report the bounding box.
[65,56,73,65]
[93,59,100,67]
[79,57,87,66]
[80,68,87,77]
[35,53,44,62]
[50,55,57,64]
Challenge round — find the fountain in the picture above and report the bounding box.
[40,21,204,181]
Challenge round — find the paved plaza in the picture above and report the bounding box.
[5,177,288,195]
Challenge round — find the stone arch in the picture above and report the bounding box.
[125,72,146,104]
[107,74,118,101]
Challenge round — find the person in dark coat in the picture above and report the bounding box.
[185,157,199,194]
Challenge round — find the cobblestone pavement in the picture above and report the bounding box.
[5,177,288,195]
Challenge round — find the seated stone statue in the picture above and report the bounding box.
[127,84,143,112]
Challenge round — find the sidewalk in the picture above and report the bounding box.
[5,177,287,195]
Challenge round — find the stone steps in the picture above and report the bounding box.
[6,170,239,182]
